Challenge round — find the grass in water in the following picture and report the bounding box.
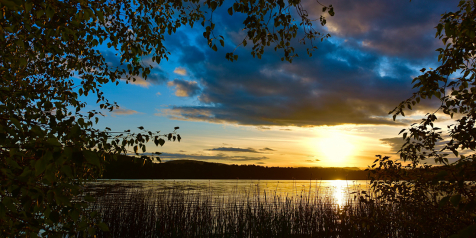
[84,183,471,238]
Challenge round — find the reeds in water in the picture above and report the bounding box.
[85,183,471,238]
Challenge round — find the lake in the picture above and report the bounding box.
[87,179,372,207]
[85,179,465,237]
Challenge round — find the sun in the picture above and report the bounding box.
[316,133,355,166]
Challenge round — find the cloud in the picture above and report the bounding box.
[306,159,321,163]
[206,147,260,153]
[159,47,423,126]
[159,152,269,162]
[380,137,405,153]
[154,0,446,127]
[259,147,275,152]
[167,79,201,97]
[304,0,455,59]
[173,67,188,76]
[111,107,139,115]
[103,51,168,87]
[381,135,456,160]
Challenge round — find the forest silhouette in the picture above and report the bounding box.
[102,155,369,180]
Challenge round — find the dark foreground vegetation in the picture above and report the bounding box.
[102,156,369,180]
[2,0,476,236]
[83,183,472,238]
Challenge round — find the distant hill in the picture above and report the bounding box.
[101,155,370,180]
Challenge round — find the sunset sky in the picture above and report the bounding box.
[88,0,457,168]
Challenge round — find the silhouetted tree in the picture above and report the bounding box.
[0,0,334,236]
[371,1,476,237]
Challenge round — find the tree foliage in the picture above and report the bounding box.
[0,0,333,236]
[370,1,476,237]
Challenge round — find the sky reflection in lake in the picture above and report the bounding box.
[92,179,370,206]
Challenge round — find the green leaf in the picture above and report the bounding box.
[328,7,335,17]
[0,203,6,218]
[2,197,15,211]
[10,117,21,129]
[96,9,104,22]
[31,125,44,136]
[228,7,233,15]
[36,9,44,18]
[46,7,54,19]
[35,151,53,176]
[70,209,79,222]
[54,192,71,206]
[84,195,95,202]
[24,2,32,12]
[439,196,450,208]
[70,124,81,137]
[83,150,101,167]
[47,137,62,147]
[450,194,462,207]
[61,165,73,177]
[210,1,217,11]
[88,227,96,236]
[98,222,109,231]
[19,58,27,67]
[15,39,24,49]
[1,0,17,9]
[158,138,165,146]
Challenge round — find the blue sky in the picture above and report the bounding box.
[86,0,457,168]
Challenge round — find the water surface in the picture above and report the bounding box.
[89,179,371,206]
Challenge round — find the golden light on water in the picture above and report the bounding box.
[329,180,348,207]
[315,132,355,166]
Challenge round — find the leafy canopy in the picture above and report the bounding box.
[370,1,476,237]
[0,0,333,236]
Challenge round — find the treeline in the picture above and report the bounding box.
[102,155,370,180]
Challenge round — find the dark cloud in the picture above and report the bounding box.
[103,51,168,86]
[304,0,456,59]
[159,40,430,126]
[167,79,201,97]
[156,0,446,127]
[259,147,275,152]
[206,147,260,153]
[380,137,405,153]
[159,152,269,162]
[380,135,457,161]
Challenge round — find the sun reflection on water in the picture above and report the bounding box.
[329,180,349,207]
